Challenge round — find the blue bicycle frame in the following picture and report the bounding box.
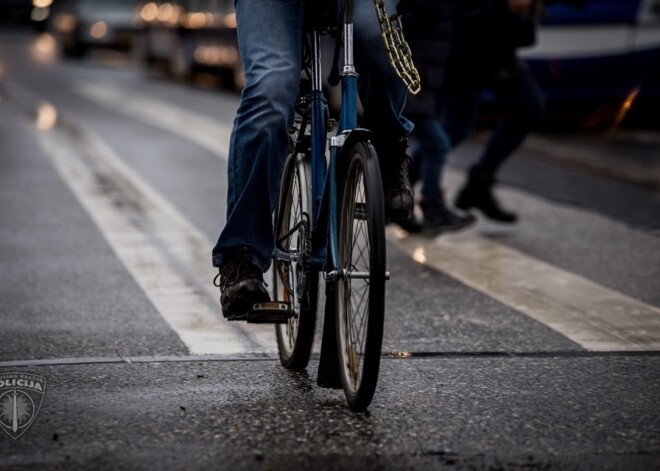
[308,2,371,279]
[305,1,380,389]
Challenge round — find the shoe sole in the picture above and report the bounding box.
[455,198,517,224]
[473,208,518,224]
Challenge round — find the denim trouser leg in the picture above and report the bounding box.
[212,0,304,270]
[411,117,452,198]
[353,0,413,144]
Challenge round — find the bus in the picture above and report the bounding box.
[522,0,660,128]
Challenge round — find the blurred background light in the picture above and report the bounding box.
[32,0,53,8]
[36,102,57,131]
[140,3,158,23]
[412,247,426,264]
[89,21,108,40]
[30,7,50,22]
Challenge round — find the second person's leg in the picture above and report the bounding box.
[453,64,546,223]
[353,0,415,220]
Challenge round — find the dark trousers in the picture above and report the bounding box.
[444,64,546,174]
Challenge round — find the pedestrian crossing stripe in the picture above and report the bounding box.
[69,79,660,353]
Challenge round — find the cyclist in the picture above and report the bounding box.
[212,0,414,321]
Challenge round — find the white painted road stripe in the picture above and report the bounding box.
[27,107,275,355]
[76,80,660,352]
[76,82,232,161]
[393,230,660,351]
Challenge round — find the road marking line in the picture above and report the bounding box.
[76,82,231,161]
[32,115,275,355]
[0,354,279,368]
[77,81,327,349]
[392,230,660,351]
[77,80,660,352]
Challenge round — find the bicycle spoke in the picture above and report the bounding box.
[336,144,386,409]
[275,155,317,370]
[340,170,374,389]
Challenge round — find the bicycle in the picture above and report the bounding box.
[253,0,419,410]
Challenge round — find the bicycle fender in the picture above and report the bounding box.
[334,129,377,181]
[335,128,375,162]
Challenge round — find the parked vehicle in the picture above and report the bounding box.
[50,0,141,57]
[135,0,241,90]
[521,0,660,128]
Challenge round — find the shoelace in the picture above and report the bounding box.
[397,153,411,182]
[213,249,265,290]
[213,272,222,288]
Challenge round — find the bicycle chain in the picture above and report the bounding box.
[373,0,421,94]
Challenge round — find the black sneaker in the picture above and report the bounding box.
[420,192,476,235]
[393,216,423,234]
[377,139,415,222]
[214,247,270,321]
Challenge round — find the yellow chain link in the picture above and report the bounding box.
[373,0,421,95]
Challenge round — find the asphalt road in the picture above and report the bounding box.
[1,31,659,470]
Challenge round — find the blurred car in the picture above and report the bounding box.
[135,0,241,90]
[520,0,660,129]
[50,0,141,57]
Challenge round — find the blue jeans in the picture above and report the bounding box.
[409,117,452,199]
[212,0,412,270]
[443,64,546,174]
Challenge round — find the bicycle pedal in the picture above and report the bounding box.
[248,302,293,324]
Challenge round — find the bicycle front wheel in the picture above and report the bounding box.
[274,153,318,370]
[335,140,386,410]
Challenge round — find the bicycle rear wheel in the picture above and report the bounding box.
[274,152,318,370]
[335,140,386,410]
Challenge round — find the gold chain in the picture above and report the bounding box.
[373,0,421,94]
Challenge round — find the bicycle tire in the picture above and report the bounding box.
[335,140,386,410]
[274,152,318,370]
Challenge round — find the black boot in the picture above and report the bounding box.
[376,139,415,222]
[454,167,518,223]
[420,192,476,235]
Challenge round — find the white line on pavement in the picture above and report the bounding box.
[392,229,660,351]
[76,82,231,161]
[32,114,275,355]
